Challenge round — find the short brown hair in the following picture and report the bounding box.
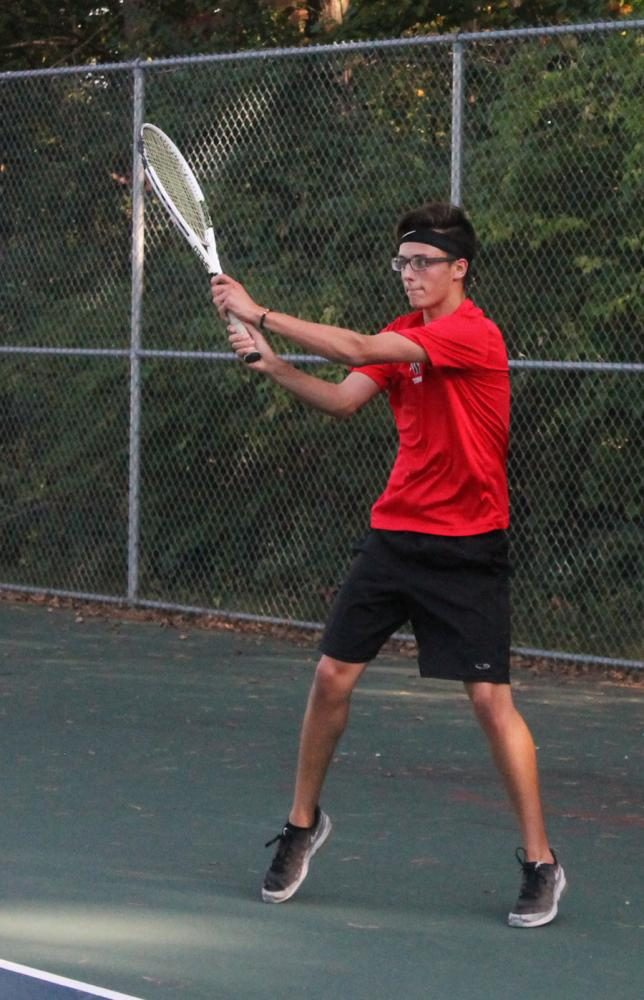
[395,202,477,264]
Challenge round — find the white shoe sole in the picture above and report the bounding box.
[508,866,567,928]
[262,812,333,904]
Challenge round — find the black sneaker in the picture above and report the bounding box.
[508,848,567,928]
[262,807,332,903]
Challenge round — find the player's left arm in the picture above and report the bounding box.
[211,275,427,366]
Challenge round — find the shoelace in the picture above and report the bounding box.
[515,847,548,900]
[265,826,299,873]
[265,827,287,849]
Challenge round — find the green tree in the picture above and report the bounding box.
[2,1,641,69]
[331,0,642,40]
[1,8,642,658]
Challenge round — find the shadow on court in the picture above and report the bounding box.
[0,600,642,1000]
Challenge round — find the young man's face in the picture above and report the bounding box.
[396,241,468,311]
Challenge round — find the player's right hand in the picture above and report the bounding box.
[228,324,273,370]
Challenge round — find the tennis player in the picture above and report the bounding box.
[211,201,566,928]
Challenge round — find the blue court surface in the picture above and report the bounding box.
[0,599,642,999]
[0,960,144,999]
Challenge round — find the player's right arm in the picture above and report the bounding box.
[228,323,380,419]
[213,274,427,367]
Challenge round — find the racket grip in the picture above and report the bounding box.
[227,309,262,365]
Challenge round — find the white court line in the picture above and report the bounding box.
[0,959,146,999]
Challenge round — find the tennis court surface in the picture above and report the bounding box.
[0,599,641,999]
[0,960,144,999]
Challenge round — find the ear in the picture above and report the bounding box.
[453,258,469,282]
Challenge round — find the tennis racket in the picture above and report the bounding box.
[139,123,261,363]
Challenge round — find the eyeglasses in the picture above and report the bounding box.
[391,254,456,272]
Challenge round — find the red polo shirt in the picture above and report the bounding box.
[355,299,510,536]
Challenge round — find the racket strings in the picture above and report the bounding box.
[142,129,209,242]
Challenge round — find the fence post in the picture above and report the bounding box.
[127,63,145,603]
[450,39,465,206]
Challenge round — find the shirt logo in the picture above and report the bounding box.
[409,362,423,384]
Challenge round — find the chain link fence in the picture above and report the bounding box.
[1,21,643,667]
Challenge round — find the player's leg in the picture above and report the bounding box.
[465,681,552,859]
[465,681,566,927]
[407,529,566,927]
[290,655,368,827]
[262,655,366,904]
[262,531,407,904]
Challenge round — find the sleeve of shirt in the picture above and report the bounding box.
[348,363,392,390]
[349,321,400,389]
[396,314,490,369]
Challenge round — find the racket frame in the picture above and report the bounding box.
[139,123,260,363]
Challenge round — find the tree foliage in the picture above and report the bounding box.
[1,0,642,69]
[1,11,642,659]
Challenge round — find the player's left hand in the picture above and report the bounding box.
[211,275,262,325]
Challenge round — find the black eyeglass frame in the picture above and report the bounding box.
[391,254,459,273]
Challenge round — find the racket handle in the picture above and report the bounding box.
[227,309,262,365]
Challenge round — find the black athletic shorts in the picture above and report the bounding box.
[320,528,511,684]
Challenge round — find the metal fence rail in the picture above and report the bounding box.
[1,20,643,667]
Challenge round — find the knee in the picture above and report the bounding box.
[312,655,362,704]
[466,683,514,730]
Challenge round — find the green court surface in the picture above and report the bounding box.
[0,600,642,1000]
